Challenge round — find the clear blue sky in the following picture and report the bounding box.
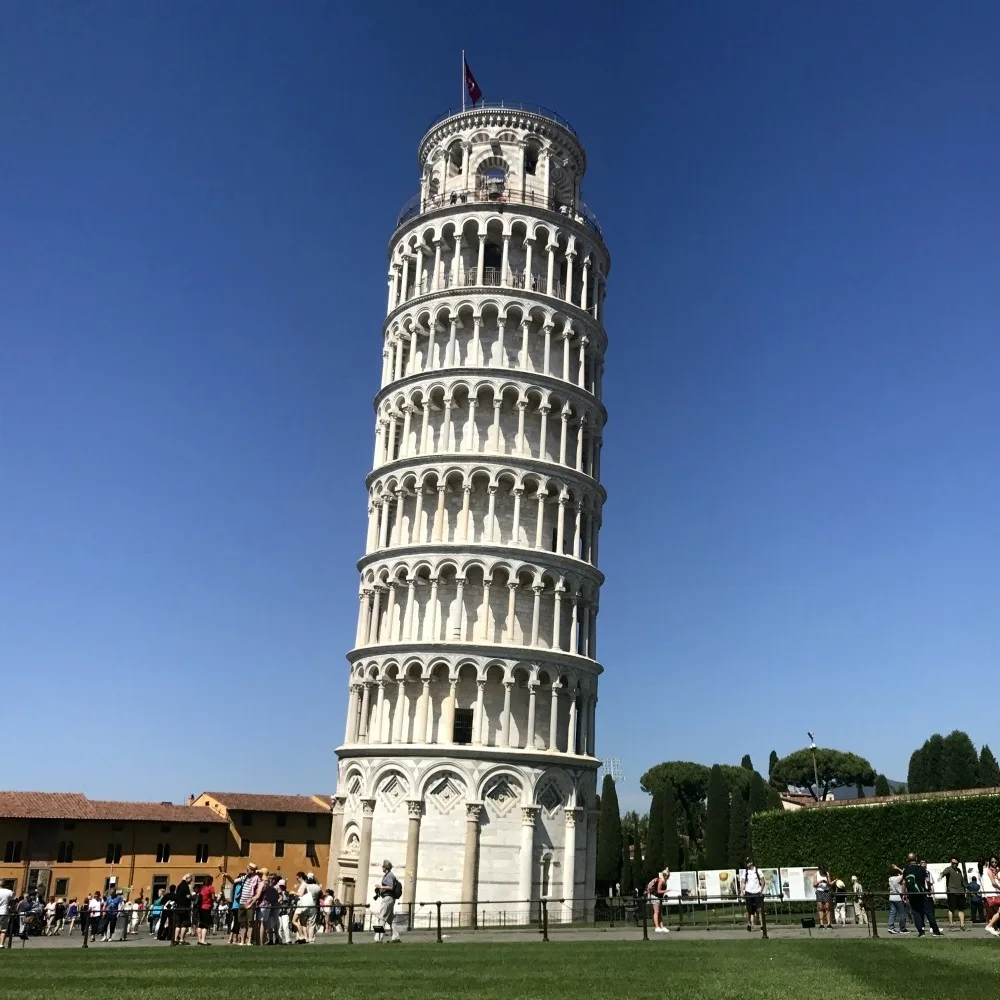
[3,2,999,813]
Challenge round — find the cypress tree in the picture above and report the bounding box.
[728,789,750,868]
[768,750,782,789]
[595,774,623,894]
[705,765,730,869]
[621,830,634,895]
[924,734,945,792]
[662,778,681,871]
[748,771,769,814]
[765,785,783,811]
[645,786,665,884]
[941,730,979,790]
[874,774,891,797]
[980,745,1000,788]
[907,745,926,794]
[741,754,754,771]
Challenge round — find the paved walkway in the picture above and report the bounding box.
[5,921,970,951]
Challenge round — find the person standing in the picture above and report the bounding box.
[813,867,833,929]
[645,869,670,934]
[981,857,1000,936]
[88,892,104,941]
[196,876,215,945]
[887,869,907,934]
[0,881,13,948]
[937,858,966,930]
[967,873,985,924]
[850,876,867,925]
[238,864,260,946]
[227,872,244,944]
[295,872,321,943]
[375,860,402,943]
[66,898,78,935]
[173,874,193,945]
[902,853,942,937]
[741,861,765,933]
[833,879,848,925]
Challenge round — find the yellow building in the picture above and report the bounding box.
[0,790,333,900]
[0,792,228,900]
[190,792,331,881]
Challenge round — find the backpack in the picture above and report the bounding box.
[391,875,403,900]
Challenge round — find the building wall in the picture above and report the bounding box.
[0,817,228,899]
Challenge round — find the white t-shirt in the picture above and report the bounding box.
[45,901,57,917]
[89,898,103,917]
[0,887,13,915]
[744,869,764,894]
[298,882,321,908]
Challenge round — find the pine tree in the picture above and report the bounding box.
[595,774,623,894]
[855,782,866,798]
[645,786,665,885]
[941,730,979,790]
[728,789,750,868]
[980,745,1000,788]
[741,754,754,771]
[874,774,891,797]
[662,778,681,871]
[705,765,730,869]
[748,771,769,814]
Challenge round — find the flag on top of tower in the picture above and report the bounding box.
[464,57,482,105]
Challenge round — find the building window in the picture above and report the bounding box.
[4,841,23,864]
[453,709,474,745]
[275,813,287,828]
[156,843,171,863]
[241,839,252,858]
[105,843,122,864]
[306,815,317,829]
[275,840,285,858]
[0,879,16,891]
[54,878,69,896]
[111,821,124,832]
[306,840,316,859]
[57,841,74,863]
[152,875,169,898]
[194,843,210,864]
[241,813,253,826]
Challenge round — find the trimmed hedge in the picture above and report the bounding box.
[752,793,1000,893]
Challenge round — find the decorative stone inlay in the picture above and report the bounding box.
[428,773,465,814]
[537,780,563,816]
[484,777,519,817]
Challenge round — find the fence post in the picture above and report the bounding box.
[435,901,442,944]
[642,894,649,941]
[609,895,615,929]
[541,898,549,942]
[347,904,354,945]
[82,917,89,949]
[865,893,879,939]
[760,901,769,940]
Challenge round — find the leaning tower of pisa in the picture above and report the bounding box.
[327,101,609,923]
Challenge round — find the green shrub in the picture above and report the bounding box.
[752,793,1000,892]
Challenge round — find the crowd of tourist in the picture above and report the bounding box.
[0,859,404,948]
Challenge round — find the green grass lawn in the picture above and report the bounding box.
[3,940,1000,999]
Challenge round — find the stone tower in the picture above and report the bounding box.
[328,101,609,923]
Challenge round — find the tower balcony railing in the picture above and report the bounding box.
[402,267,580,310]
[395,184,603,241]
[424,100,579,136]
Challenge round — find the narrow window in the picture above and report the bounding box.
[453,708,474,745]
[106,843,122,864]
[275,813,287,828]
[55,878,69,896]
[306,815,317,829]
[275,840,285,858]
[306,840,316,858]
[241,813,253,826]
[241,839,252,858]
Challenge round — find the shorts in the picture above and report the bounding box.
[815,889,830,903]
[175,910,191,929]
[297,906,316,925]
[0,915,9,932]
[985,896,1000,910]
[745,893,763,914]
[238,907,252,929]
[198,909,213,930]
[947,893,965,912]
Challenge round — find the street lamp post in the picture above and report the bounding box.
[808,732,820,801]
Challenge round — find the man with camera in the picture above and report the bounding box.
[373,860,402,943]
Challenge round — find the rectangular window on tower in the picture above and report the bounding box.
[453,709,474,745]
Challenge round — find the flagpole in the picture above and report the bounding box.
[462,50,466,111]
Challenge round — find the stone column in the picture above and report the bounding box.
[460,803,483,926]
[369,587,383,642]
[490,398,502,450]
[497,321,507,368]
[443,679,457,742]
[559,411,569,465]
[556,496,567,553]
[369,681,385,744]
[432,486,447,542]
[485,487,497,542]
[565,251,575,304]
[548,682,561,751]
[587,696,597,756]
[326,795,346,891]
[479,580,492,641]
[584,808,599,920]
[542,323,553,375]
[459,485,472,542]
[506,582,518,643]
[515,400,527,454]
[418,679,431,744]
[472,678,486,746]
[530,585,543,646]
[391,680,406,743]
[525,681,538,749]
[403,800,422,908]
[476,234,486,285]
[567,689,578,754]
[519,806,539,921]
[500,680,514,747]
[431,240,442,292]
[500,234,510,286]
[451,577,466,640]
[447,320,458,366]
[562,807,581,921]
[356,799,376,902]
[427,577,440,641]
[552,587,563,650]
[358,682,372,739]
[534,494,546,549]
[510,488,522,545]
[538,405,550,461]
[441,399,454,453]
[345,684,360,743]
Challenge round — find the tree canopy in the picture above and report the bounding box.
[873,774,892,797]
[909,731,979,793]
[741,754,754,771]
[748,771,769,814]
[770,747,875,800]
[728,790,750,867]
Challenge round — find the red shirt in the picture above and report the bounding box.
[198,885,214,911]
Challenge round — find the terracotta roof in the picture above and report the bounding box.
[0,791,225,824]
[199,792,332,815]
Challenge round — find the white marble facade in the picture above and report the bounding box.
[330,103,609,923]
